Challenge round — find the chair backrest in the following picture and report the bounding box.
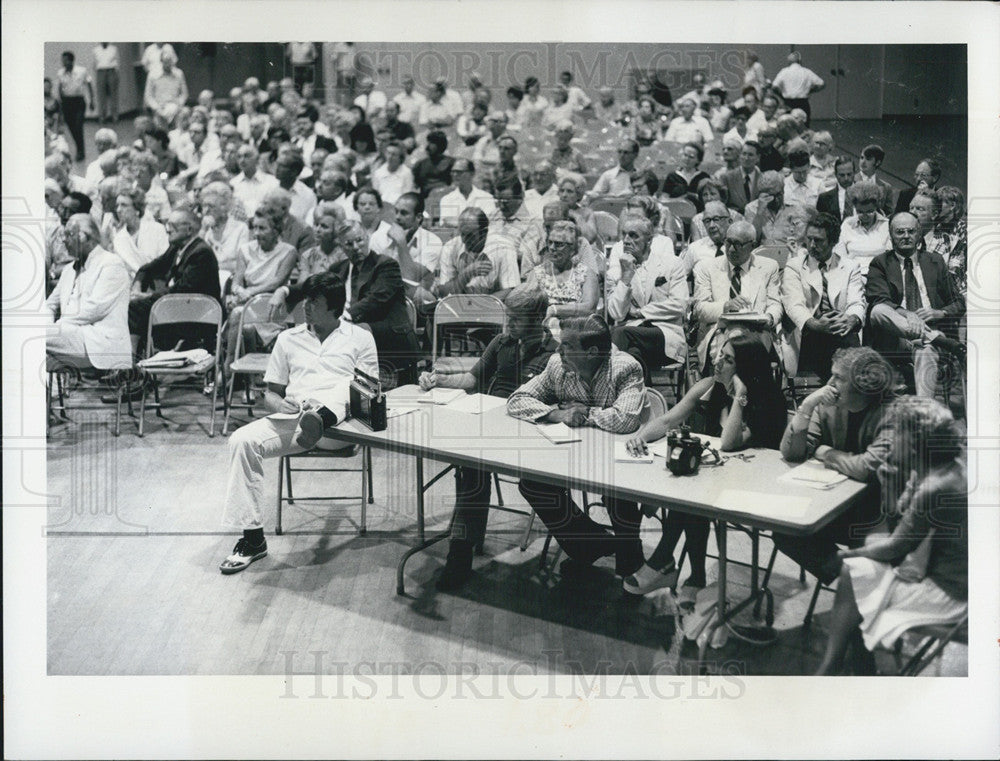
[432,294,506,362]
[589,196,629,217]
[427,225,458,242]
[289,301,307,325]
[639,386,668,426]
[662,198,698,223]
[752,245,790,270]
[149,293,223,328]
[146,294,224,357]
[592,210,620,243]
[404,296,418,330]
[233,293,276,359]
[425,185,453,225]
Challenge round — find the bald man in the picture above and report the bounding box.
[46,214,132,371]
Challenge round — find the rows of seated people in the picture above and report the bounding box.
[44,62,968,675]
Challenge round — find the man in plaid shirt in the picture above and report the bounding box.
[508,315,647,578]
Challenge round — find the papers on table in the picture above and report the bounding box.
[444,393,508,415]
[535,422,582,444]
[713,489,812,521]
[777,459,850,490]
[417,387,466,405]
[614,441,654,463]
[386,406,419,419]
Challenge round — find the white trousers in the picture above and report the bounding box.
[223,416,307,530]
[869,303,941,398]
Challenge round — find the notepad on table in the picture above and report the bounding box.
[777,459,850,489]
[445,393,508,415]
[386,406,419,419]
[614,441,654,463]
[536,422,582,444]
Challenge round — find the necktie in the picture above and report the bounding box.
[743,173,751,201]
[903,257,922,310]
[818,262,832,314]
[843,193,853,218]
[715,245,724,257]
[730,265,742,300]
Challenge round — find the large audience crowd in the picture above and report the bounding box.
[44,45,968,675]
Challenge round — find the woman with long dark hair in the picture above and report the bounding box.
[623,330,787,606]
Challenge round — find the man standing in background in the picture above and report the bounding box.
[92,43,120,124]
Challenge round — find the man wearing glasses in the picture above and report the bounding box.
[607,213,688,385]
[692,220,782,372]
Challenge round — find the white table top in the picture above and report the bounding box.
[328,385,867,536]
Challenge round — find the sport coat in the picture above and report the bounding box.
[137,236,221,301]
[780,252,865,375]
[46,245,132,369]
[692,253,782,367]
[865,248,963,316]
[816,187,847,221]
[723,166,763,214]
[288,251,419,360]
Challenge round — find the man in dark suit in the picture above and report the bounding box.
[865,212,964,397]
[893,157,942,216]
[816,156,856,221]
[112,208,221,401]
[288,219,421,383]
[722,139,763,213]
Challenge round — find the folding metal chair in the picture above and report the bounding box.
[223,293,279,435]
[431,294,507,376]
[138,294,224,437]
[592,210,620,244]
[47,365,133,437]
[892,613,968,676]
[276,442,374,536]
[589,196,629,217]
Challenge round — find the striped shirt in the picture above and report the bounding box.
[507,347,645,434]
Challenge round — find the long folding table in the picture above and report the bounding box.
[323,386,866,662]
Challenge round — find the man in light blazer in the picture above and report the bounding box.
[722,139,764,214]
[780,212,865,380]
[865,212,964,397]
[692,220,782,372]
[46,213,132,372]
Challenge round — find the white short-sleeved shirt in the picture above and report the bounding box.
[371,163,415,205]
[772,62,824,100]
[93,45,119,70]
[263,321,379,420]
[438,186,497,225]
[835,214,891,276]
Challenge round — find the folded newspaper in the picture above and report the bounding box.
[138,348,212,368]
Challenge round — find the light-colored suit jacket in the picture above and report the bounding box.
[46,245,132,369]
[692,253,782,368]
[780,252,866,376]
[606,245,688,362]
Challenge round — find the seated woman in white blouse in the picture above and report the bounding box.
[111,185,169,278]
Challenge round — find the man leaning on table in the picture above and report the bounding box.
[507,314,648,581]
[219,272,378,575]
[418,285,559,590]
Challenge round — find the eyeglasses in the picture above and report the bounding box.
[726,239,754,248]
[548,239,574,249]
[703,216,729,224]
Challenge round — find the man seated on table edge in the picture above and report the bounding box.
[418,284,559,590]
[219,272,378,574]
